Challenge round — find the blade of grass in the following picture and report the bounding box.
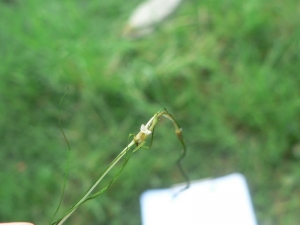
[49,89,71,225]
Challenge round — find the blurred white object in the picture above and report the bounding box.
[123,0,183,38]
[140,173,258,225]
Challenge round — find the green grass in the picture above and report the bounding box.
[0,0,300,224]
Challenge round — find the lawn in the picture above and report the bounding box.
[0,0,300,224]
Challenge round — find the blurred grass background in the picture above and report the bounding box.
[0,0,300,224]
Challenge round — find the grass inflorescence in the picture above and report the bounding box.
[0,0,300,224]
[51,109,189,225]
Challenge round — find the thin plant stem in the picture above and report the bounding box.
[49,89,71,225]
[52,140,137,225]
[51,109,189,225]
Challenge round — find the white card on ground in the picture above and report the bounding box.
[140,173,257,225]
